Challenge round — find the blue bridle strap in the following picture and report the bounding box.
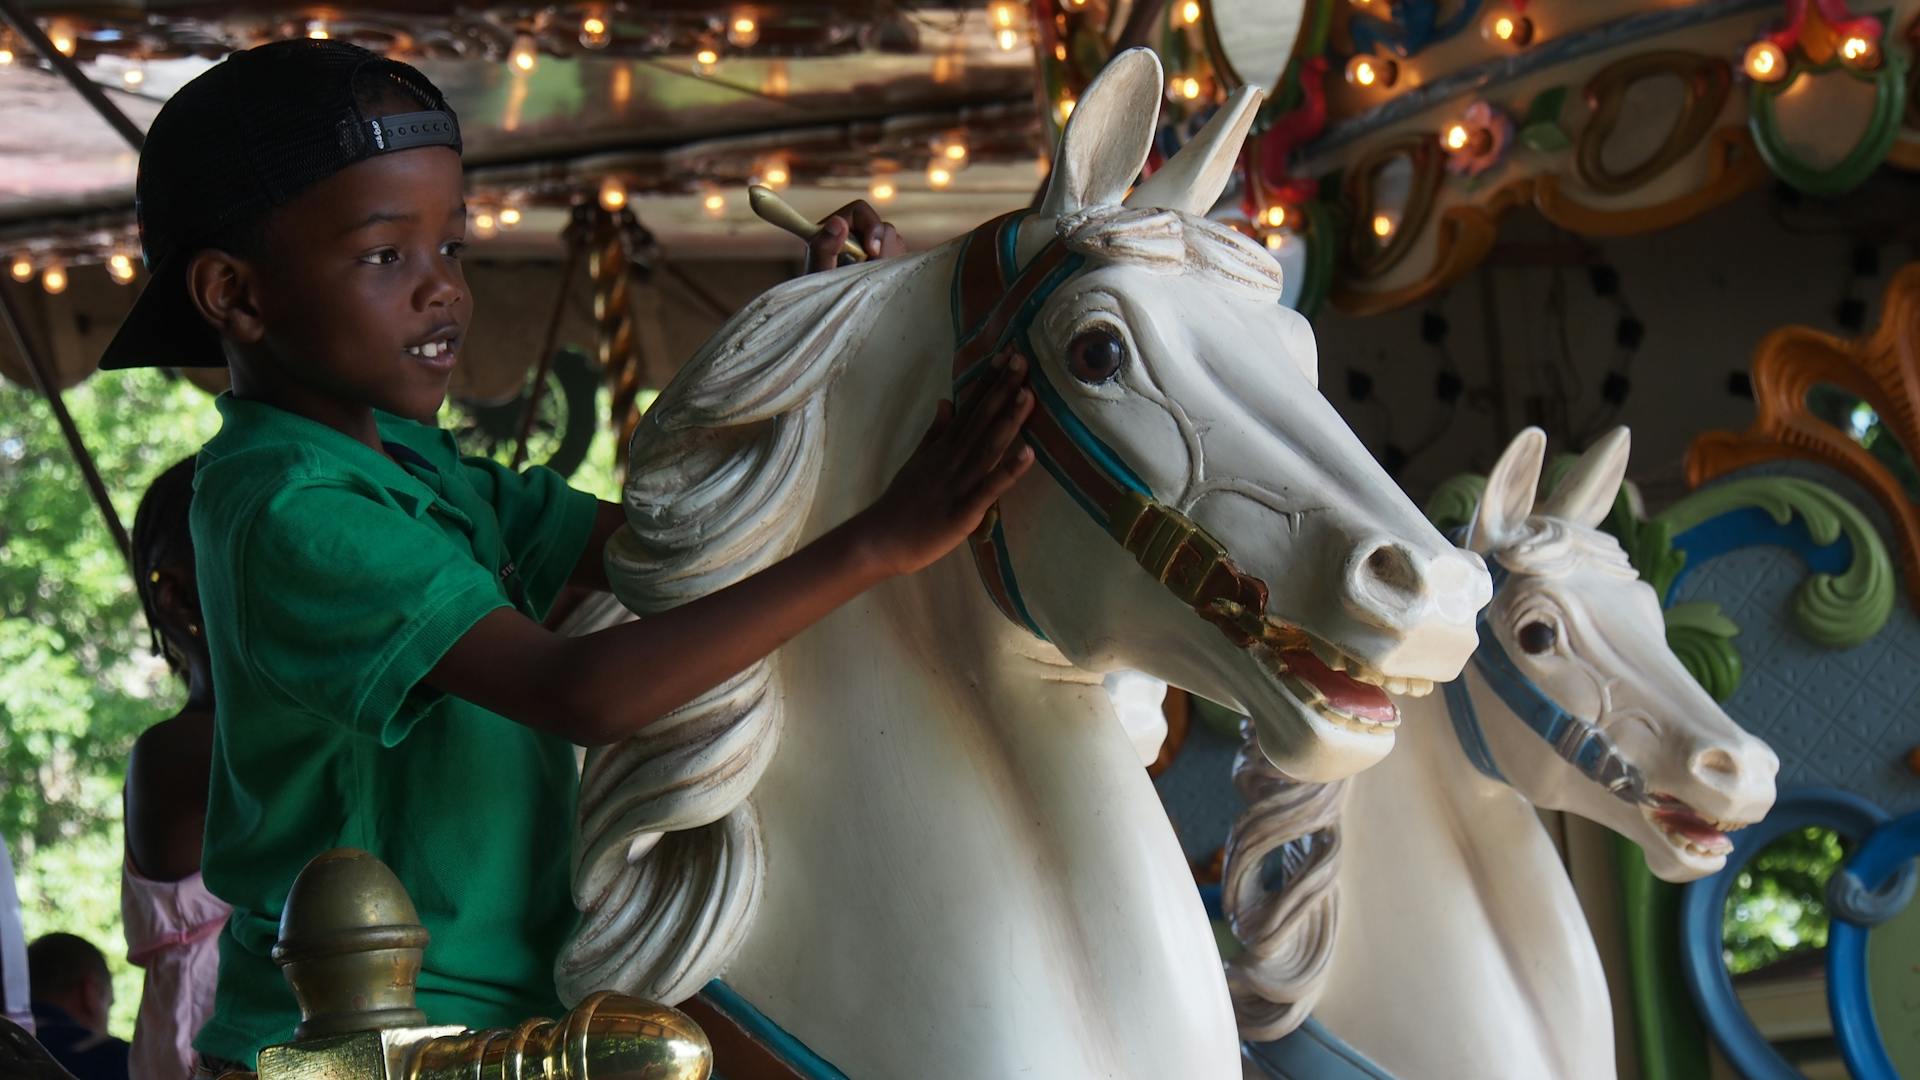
[1442,536,1648,803]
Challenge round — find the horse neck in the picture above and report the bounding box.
[717,249,1240,1079]
[1312,673,1614,1080]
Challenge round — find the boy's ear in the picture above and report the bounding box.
[187,249,265,345]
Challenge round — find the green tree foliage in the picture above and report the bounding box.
[1722,825,1848,976]
[3,369,222,1035]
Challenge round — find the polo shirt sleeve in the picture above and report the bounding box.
[459,457,601,619]
[235,480,511,746]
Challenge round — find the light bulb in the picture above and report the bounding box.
[1840,34,1878,68]
[510,33,538,73]
[1371,213,1396,239]
[761,161,790,188]
[9,255,33,282]
[728,14,759,47]
[580,14,611,50]
[598,177,627,211]
[1265,232,1286,252]
[122,65,145,87]
[702,191,727,217]
[473,212,498,238]
[762,59,790,95]
[1057,96,1075,122]
[1177,76,1201,100]
[1744,40,1786,83]
[943,141,969,163]
[1483,10,1532,47]
[48,21,76,56]
[1180,0,1202,25]
[1054,42,1067,61]
[107,252,136,284]
[306,19,329,40]
[41,265,67,295]
[870,178,897,202]
[1347,56,1378,87]
[0,47,12,66]
[1444,123,1470,151]
[1263,205,1287,228]
[995,27,1019,51]
[928,165,953,189]
[498,206,522,229]
[695,48,718,75]
[990,2,1018,30]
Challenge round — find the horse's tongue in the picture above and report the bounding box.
[1281,649,1396,724]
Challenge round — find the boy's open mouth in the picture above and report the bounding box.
[403,327,460,368]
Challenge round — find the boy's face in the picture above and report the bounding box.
[242,146,471,422]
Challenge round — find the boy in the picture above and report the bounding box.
[95,39,1034,1071]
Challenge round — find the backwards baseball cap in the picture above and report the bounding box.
[99,39,462,371]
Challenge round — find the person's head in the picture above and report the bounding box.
[26,933,112,1032]
[100,40,470,423]
[132,456,204,679]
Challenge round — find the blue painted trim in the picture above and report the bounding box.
[1441,674,1509,784]
[1829,810,1920,1080]
[1668,505,1853,605]
[1677,788,1892,1080]
[1245,1018,1399,1079]
[990,519,1049,640]
[1348,0,1486,60]
[1026,365,1154,504]
[702,980,853,1080]
[1302,0,1777,166]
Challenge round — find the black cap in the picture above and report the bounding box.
[100,39,462,371]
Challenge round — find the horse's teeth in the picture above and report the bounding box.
[1403,678,1435,698]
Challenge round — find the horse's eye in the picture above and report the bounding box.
[1066,328,1126,385]
[1518,621,1557,655]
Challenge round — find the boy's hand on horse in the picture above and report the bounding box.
[849,349,1036,579]
[807,201,904,272]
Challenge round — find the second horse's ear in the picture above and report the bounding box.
[1542,427,1631,530]
[1468,427,1547,554]
[1036,48,1165,220]
[1125,85,1265,216]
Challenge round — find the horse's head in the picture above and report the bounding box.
[1462,427,1779,881]
[978,49,1489,783]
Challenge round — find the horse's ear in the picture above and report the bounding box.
[1468,426,1547,553]
[1037,48,1165,220]
[1125,85,1265,215]
[1542,426,1630,529]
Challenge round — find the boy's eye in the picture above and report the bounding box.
[441,240,466,258]
[358,249,400,266]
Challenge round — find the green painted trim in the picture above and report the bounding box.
[1656,475,1896,649]
[1663,601,1743,703]
[1423,472,1485,533]
[1296,199,1336,318]
[1748,39,1908,197]
[1615,833,1712,1080]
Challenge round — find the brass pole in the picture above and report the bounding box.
[0,283,133,566]
[0,0,145,152]
[589,209,641,469]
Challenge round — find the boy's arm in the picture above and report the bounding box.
[429,354,1034,746]
[565,501,625,592]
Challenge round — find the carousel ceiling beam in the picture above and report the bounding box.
[0,282,134,566]
[0,0,146,152]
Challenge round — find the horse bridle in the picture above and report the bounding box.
[947,210,1303,655]
[1440,537,1650,804]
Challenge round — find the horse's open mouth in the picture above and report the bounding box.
[1265,641,1421,737]
[1644,794,1749,857]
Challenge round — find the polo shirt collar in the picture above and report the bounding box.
[203,395,447,520]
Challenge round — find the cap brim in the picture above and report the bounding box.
[98,249,225,370]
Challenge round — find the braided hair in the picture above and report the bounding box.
[131,456,198,673]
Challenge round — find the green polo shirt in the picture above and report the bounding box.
[188,394,600,1065]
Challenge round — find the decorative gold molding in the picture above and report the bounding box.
[1688,262,1920,610]
[1341,134,1446,281]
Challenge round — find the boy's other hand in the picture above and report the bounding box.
[806,200,905,273]
[853,349,1036,578]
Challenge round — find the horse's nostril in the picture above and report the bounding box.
[1692,747,1739,778]
[1358,543,1420,594]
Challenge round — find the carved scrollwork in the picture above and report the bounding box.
[1340,134,1445,281]
[1689,262,1920,613]
[1576,51,1732,196]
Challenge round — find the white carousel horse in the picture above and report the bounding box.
[1227,427,1779,1080]
[558,49,1491,1080]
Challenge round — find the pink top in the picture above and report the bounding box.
[121,858,229,1080]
